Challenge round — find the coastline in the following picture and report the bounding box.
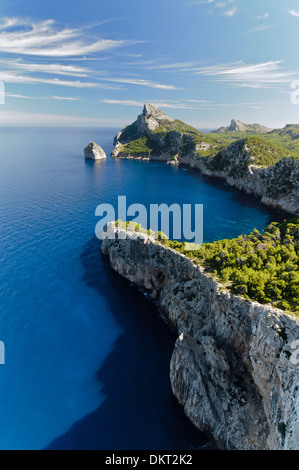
[111,150,299,216]
[101,222,299,450]
[111,104,299,217]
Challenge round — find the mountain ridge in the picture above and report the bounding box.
[213,119,272,134]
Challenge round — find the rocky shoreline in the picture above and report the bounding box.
[111,104,299,216]
[101,223,299,450]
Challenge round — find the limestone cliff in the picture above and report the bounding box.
[112,105,299,215]
[84,141,106,160]
[101,223,299,450]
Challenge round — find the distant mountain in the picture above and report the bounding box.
[214,119,272,134]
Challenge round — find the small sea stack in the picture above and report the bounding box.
[84,141,107,160]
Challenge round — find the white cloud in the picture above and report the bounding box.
[289,10,299,18]
[257,13,269,19]
[187,0,238,16]
[51,95,80,101]
[101,99,144,106]
[6,93,80,101]
[0,71,121,89]
[0,59,91,77]
[224,6,237,17]
[0,20,176,92]
[0,18,132,57]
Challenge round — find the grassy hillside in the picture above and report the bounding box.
[118,136,154,156]
[206,126,299,156]
[153,119,203,136]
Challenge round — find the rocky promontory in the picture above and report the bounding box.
[84,141,106,160]
[112,104,299,215]
[101,222,299,450]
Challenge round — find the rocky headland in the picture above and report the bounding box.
[111,104,299,215]
[101,222,299,450]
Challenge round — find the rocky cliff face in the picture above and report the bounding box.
[84,141,106,160]
[114,103,174,145]
[187,143,299,215]
[101,223,299,450]
[112,105,299,215]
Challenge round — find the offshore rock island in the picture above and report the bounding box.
[112,104,299,215]
[84,141,107,160]
[101,221,299,450]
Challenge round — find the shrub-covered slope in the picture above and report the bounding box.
[161,218,299,314]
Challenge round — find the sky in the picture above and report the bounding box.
[0,0,299,128]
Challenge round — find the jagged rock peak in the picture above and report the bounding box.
[142,103,170,121]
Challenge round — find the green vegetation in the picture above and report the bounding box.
[266,125,299,153]
[243,136,298,166]
[199,136,299,178]
[120,136,155,156]
[206,127,299,157]
[160,218,299,315]
[120,126,299,167]
[118,108,299,167]
[113,218,299,314]
[153,119,203,136]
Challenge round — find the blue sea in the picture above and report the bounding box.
[0,127,283,450]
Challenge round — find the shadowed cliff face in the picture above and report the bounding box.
[101,224,299,450]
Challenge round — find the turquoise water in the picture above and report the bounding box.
[0,127,282,449]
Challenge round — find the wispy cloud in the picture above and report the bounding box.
[0,66,176,91]
[101,99,207,109]
[193,61,297,88]
[99,77,178,90]
[0,18,134,57]
[51,95,80,101]
[257,13,269,20]
[0,71,122,89]
[6,93,80,101]
[100,98,283,112]
[186,0,238,16]
[224,6,237,17]
[0,19,177,92]
[0,59,91,77]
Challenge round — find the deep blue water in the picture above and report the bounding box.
[0,127,282,450]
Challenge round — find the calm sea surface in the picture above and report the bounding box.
[0,127,282,449]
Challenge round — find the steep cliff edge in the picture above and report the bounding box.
[101,223,299,450]
[112,104,299,215]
